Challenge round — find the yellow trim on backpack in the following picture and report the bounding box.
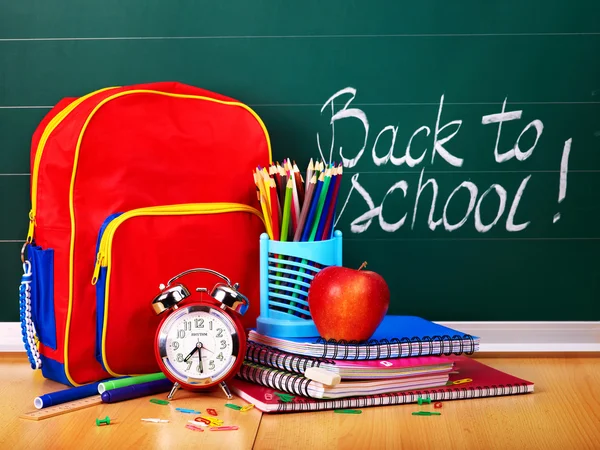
[64,89,272,385]
[27,87,118,243]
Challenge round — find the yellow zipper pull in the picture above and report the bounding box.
[91,252,104,285]
[26,211,35,243]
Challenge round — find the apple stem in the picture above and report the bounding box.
[358,261,368,271]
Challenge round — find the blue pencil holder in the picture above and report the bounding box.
[256,230,343,338]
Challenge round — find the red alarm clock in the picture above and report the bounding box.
[151,268,249,400]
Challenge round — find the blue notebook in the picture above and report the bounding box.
[247,315,479,360]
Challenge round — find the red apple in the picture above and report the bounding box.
[307,262,390,341]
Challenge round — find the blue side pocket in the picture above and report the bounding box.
[29,245,57,350]
[95,266,108,365]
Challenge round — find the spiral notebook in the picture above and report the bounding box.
[246,342,455,380]
[237,361,452,399]
[230,356,534,413]
[248,315,479,360]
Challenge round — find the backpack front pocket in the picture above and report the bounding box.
[92,203,265,377]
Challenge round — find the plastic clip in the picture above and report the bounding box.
[417,396,432,405]
[96,416,111,426]
[334,409,362,414]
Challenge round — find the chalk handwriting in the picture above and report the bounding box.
[323,87,574,234]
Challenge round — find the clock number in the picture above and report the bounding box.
[176,353,184,362]
[216,328,224,338]
[171,341,179,350]
[196,365,202,373]
[183,320,192,331]
[209,360,215,370]
[177,329,185,339]
[186,360,193,371]
[209,321,213,331]
[220,340,227,350]
[216,352,224,361]
[194,318,204,328]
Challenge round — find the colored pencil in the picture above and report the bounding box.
[315,167,337,240]
[321,165,343,240]
[306,158,314,190]
[293,162,305,207]
[300,172,325,242]
[290,170,300,234]
[293,175,317,242]
[269,179,280,241]
[280,179,293,243]
[308,167,333,241]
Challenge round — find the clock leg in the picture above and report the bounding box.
[219,381,233,399]
[167,382,181,400]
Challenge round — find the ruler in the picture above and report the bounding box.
[20,395,103,421]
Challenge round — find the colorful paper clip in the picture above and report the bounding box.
[207,408,218,416]
[434,402,443,409]
[417,396,432,405]
[196,416,223,426]
[334,409,362,414]
[95,416,111,426]
[210,426,239,431]
[194,417,212,425]
[225,403,242,410]
[150,398,169,405]
[240,404,255,412]
[185,424,204,432]
[176,408,201,414]
[412,411,441,416]
[275,392,295,403]
[452,378,472,385]
[189,420,208,427]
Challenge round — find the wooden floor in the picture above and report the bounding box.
[1,354,599,450]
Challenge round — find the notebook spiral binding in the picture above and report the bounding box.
[239,362,314,398]
[314,334,476,360]
[276,383,531,412]
[245,342,335,375]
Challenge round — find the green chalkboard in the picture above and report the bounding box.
[1,1,599,322]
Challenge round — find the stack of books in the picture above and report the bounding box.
[230,315,534,413]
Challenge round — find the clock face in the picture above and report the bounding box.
[157,305,240,387]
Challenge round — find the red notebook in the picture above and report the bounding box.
[230,356,534,413]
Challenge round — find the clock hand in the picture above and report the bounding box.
[183,342,201,363]
[197,342,204,373]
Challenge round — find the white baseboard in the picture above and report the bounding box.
[1,321,599,353]
[438,321,600,352]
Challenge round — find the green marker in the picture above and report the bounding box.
[98,372,166,393]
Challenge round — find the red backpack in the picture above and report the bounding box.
[20,82,270,386]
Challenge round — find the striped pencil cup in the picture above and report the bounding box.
[257,231,343,338]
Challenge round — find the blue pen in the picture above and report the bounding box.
[100,378,173,403]
[34,380,104,409]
